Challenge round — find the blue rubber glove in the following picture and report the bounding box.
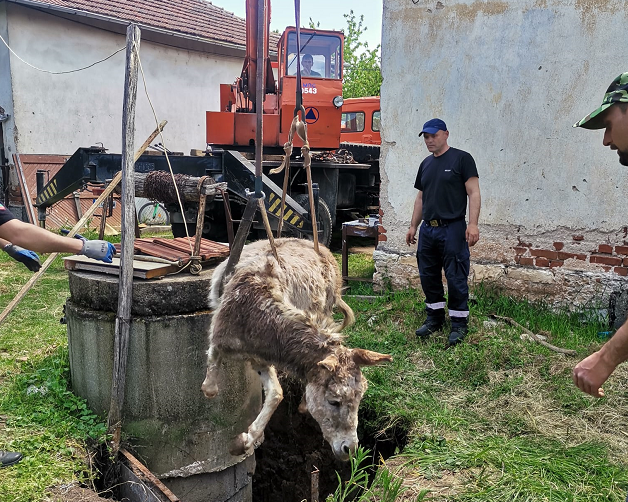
[3,244,42,272]
[80,240,116,263]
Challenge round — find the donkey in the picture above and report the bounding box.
[201,238,392,461]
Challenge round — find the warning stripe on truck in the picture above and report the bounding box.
[267,192,304,228]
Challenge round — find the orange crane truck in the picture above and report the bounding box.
[205,0,380,246]
[34,2,381,249]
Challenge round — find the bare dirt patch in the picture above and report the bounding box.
[44,484,109,502]
[382,457,487,501]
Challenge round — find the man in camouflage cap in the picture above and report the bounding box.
[572,73,628,410]
[573,72,628,164]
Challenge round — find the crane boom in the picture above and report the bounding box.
[241,0,276,111]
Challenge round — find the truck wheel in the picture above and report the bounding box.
[293,194,333,248]
[171,222,196,238]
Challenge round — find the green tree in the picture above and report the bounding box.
[341,11,382,98]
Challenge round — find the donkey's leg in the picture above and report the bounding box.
[201,344,222,399]
[232,364,283,455]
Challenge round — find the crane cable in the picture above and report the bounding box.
[271,0,319,252]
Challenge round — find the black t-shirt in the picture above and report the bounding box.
[0,202,15,227]
[414,147,478,221]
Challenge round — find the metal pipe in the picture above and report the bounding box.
[254,0,265,196]
[35,170,46,227]
[294,0,303,116]
[222,191,260,280]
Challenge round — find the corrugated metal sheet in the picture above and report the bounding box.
[114,238,230,264]
[15,153,122,231]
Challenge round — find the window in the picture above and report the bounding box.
[341,111,365,133]
[285,32,342,79]
[372,111,381,132]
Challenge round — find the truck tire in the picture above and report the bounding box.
[293,194,333,248]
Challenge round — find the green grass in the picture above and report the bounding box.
[343,284,628,501]
[1,243,628,501]
[0,243,110,501]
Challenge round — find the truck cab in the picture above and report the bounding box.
[340,96,381,145]
[206,27,345,151]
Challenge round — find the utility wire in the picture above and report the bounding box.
[136,43,193,256]
[0,32,125,74]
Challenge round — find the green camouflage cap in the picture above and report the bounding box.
[574,72,628,129]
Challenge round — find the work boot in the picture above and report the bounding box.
[447,326,468,347]
[415,318,444,339]
[0,451,22,467]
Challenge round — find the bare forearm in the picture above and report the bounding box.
[468,191,481,226]
[410,192,423,230]
[0,220,82,254]
[598,320,628,368]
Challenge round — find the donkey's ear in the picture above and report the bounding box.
[317,354,339,372]
[351,348,393,367]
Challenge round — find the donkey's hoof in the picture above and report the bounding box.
[230,433,248,456]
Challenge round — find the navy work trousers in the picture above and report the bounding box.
[416,219,470,328]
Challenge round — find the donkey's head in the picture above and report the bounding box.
[302,348,392,461]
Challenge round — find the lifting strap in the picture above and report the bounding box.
[270,0,320,252]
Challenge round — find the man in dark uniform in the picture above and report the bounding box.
[0,202,115,467]
[406,118,481,346]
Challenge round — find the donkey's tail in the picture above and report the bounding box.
[337,297,355,330]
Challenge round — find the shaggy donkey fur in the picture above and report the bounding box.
[202,238,391,460]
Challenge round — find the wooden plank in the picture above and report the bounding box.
[119,449,180,502]
[63,255,178,280]
[13,154,37,224]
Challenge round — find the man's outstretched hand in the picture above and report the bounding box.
[3,244,41,272]
[80,240,116,263]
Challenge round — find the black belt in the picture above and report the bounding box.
[424,216,464,227]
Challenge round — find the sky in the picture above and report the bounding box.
[212,0,383,51]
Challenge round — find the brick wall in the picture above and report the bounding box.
[373,215,628,307]
[377,208,387,243]
[513,234,628,277]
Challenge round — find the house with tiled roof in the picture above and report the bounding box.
[0,0,276,216]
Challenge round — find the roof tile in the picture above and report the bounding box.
[23,0,256,48]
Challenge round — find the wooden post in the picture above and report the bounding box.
[108,23,141,452]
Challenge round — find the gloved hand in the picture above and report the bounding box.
[3,244,42,272]
[80,240,116,263]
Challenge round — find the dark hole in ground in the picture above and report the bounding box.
[78,376,407,502]
[91,442,120,500]
[253,376,408,502]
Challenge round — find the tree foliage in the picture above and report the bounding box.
[341,11,382,98]
[309,11,382,98]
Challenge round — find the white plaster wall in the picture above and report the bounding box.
[380,0,628,251]
[4,3,242,156]
[0,3,16,156]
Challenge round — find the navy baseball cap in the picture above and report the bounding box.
[419,118,447,136]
